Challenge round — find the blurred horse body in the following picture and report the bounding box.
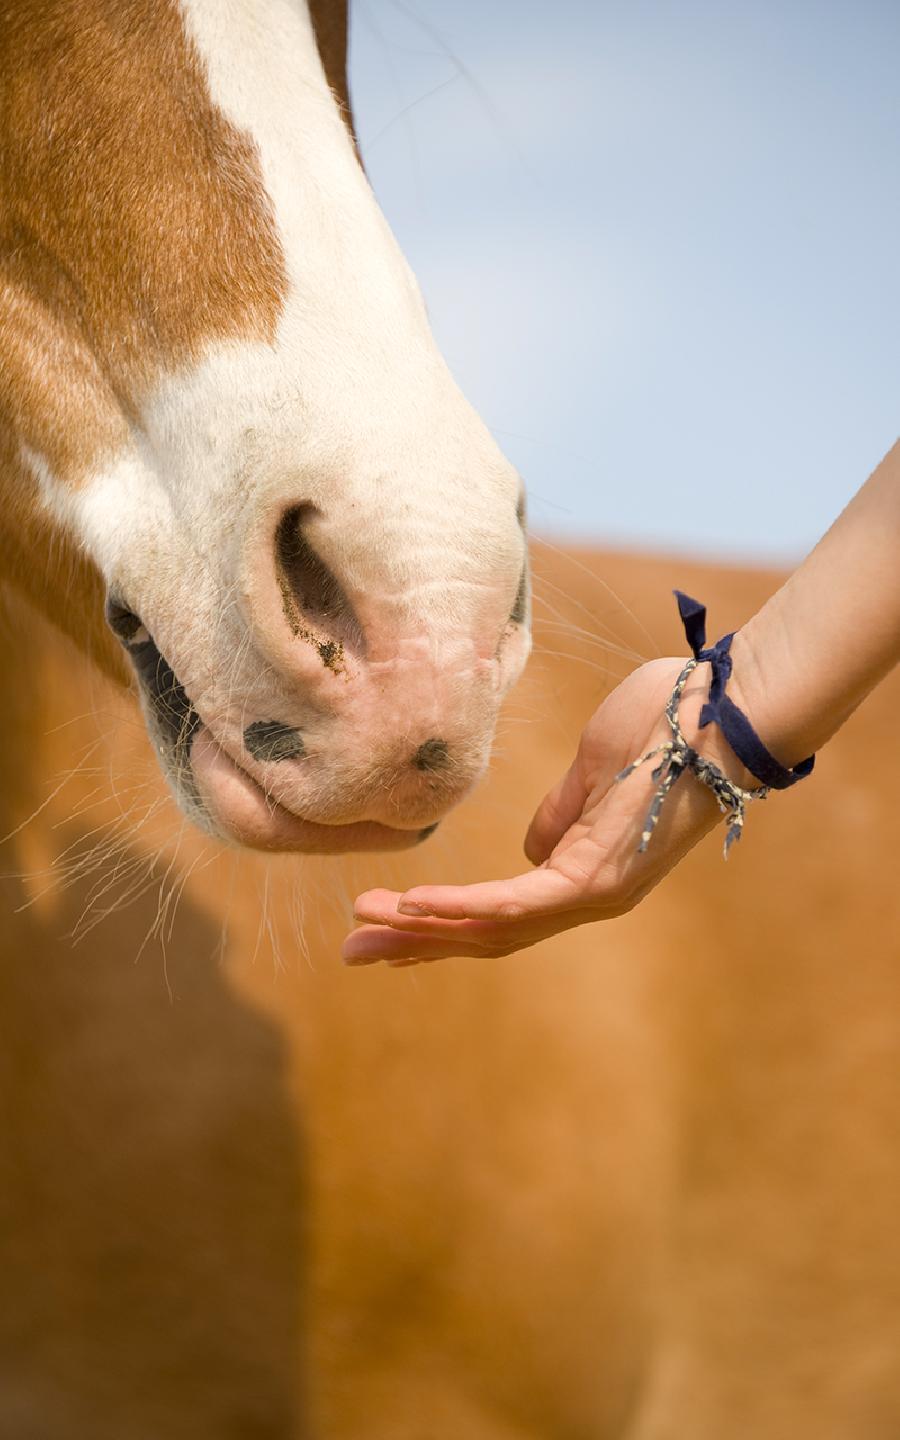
[3,546,899,1439]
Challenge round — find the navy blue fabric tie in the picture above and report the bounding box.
[674,591,815,791]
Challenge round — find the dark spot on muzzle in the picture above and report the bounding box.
[413,738,450,772]
[418,823,440,842]
[244,720,306,763]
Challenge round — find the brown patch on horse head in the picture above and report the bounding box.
[0,0,288,478]
[0,0,294,669]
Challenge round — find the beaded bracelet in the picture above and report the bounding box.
[615,591,815,857]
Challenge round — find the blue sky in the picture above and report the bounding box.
[350,0,899,562]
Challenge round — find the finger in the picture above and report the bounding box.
[395,865,578,922]
[352,888,492,929]
[342,925,440,964]
[345,913,524,961]
[523,758,589,865]
[344,896,602,965]
[353,888,523,939]
[342,923,506,965]
[345,909,521,954]
[353,888,409,924]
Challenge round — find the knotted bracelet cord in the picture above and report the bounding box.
[614,656,768,858]
[614,591,815,858]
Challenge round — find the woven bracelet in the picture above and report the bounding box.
[615,591,815,858]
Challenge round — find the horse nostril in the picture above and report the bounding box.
[413,738,449,772]
[274,504,364,658]
[509,562,528,625]
[244,720,305,763]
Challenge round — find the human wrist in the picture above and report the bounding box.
[708,610,815,784]
[670,611,810,793]
[675,661,759,793]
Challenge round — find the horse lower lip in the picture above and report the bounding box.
[190,727,423,854]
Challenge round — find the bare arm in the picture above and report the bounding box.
[731,440,900,766]
[344,440,900,967]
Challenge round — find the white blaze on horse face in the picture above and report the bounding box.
[38,0,531,850]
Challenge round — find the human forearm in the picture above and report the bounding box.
[730,439,900,769]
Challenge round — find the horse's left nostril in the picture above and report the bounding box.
[413,738,449,772]
[244,720,306,763]
[509,561,528,625]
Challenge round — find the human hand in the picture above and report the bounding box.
[343,656,749,967]
[346,437,897,968]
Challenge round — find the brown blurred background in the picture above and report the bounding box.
[2,544,898,1436]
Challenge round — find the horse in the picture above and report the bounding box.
[0,0,530,853]
[2,4,899,1436]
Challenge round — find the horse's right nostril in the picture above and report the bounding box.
[274,505,364,655]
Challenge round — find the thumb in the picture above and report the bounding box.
[524,755,589,865]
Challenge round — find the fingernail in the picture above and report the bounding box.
[397,900,432,916]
